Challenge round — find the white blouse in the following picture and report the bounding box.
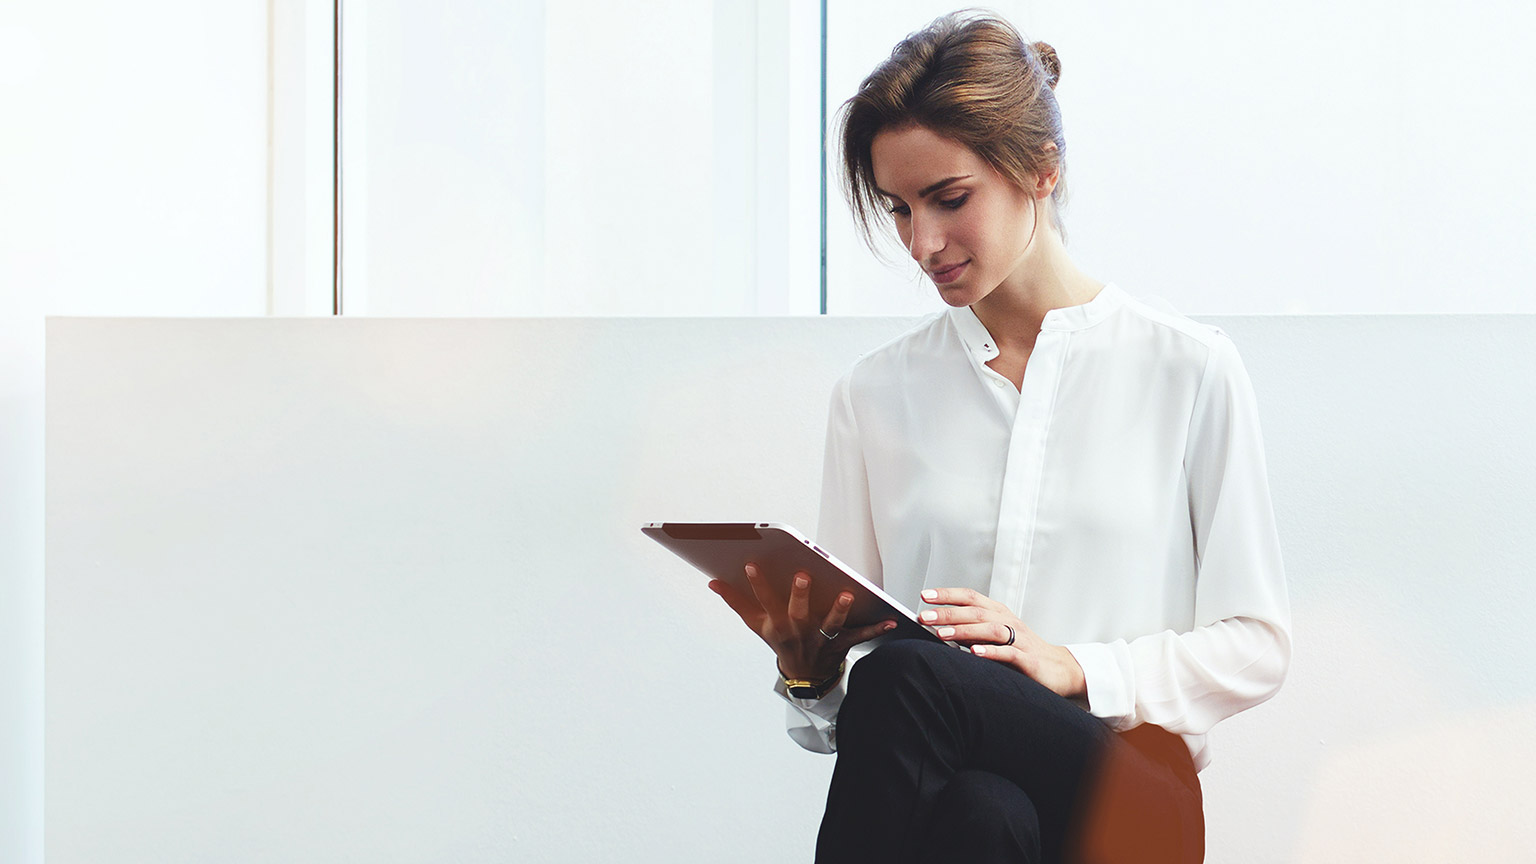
[773,284,1292,771]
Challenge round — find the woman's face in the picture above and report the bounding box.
[870,124,1041,308]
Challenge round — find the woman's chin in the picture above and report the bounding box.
[936,283,979,307]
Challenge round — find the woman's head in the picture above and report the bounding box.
[839,10,1067,255]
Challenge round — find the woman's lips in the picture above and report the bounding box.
[930,261,969,285]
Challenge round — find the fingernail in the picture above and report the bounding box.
[884,621,897,631]
[921,589,938,601]
[795,576,809,588]
[919,611,937,623]
[937,627,955,638]
[972,645,988,656]
[838,594,852,608]
[744,564,755,576]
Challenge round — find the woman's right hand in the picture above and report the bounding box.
[708,563,896,681]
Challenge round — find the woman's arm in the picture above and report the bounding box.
[815,371,884,591]
[1065,332,1292,735]
[777,370,887,753]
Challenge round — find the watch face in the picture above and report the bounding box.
[787,684,821,700]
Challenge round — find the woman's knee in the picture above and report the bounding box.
[838,639,960,742]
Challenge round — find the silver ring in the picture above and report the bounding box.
[819,627,838,641]
[1003,624,1016,647]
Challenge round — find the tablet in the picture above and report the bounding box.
[642,521,939,644]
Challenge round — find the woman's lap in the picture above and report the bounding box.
[817,638,1202,864]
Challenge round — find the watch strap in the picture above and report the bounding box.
[779,660,845,700]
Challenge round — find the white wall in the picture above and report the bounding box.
[0,4,272,862]
[45,315,1536,862]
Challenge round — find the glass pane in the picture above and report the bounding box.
[342,0,821,316]
[824,1,1536,314]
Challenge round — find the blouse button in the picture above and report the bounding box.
[992,378,1007,388]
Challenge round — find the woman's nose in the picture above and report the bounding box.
[907,212,943,263]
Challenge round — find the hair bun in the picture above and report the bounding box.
[1032,41,1061,89]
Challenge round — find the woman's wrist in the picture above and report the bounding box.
[1060,645,1088,699]
[778,659,845,699]
[776,654,842,682]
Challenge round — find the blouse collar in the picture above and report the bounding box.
[949,283,1125,360]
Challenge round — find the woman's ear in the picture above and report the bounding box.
[1034,142,1061,200]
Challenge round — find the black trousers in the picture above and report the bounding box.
[815,639,1204,864]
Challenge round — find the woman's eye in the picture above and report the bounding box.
[887,203,911,217]
[939,194,969,210]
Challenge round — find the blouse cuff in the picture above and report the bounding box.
[772,673,846,753]
[1064,640,1138,731]
[772,672,847,720]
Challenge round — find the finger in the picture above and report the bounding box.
[921,586,1007,613]
[787,571,812,625]
[708,579,767,630]
[970,643,1043,682]
[970,643,1024,669]
[743,563,786,628]
[838,619,899,646]
[818,591,855,637]
[932,622,1013,646]
[916,605,990,627]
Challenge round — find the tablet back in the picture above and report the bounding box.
[642,521,938,643]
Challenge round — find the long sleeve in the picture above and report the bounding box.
[1064,332,1292,738]
[772,371,883,753]
[815,371,883,590]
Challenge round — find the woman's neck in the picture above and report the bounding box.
[970,228,1102,351]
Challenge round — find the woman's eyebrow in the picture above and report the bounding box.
[875,175,973,201]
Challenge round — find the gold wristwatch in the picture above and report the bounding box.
[779,660,845,700]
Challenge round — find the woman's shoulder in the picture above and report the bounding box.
[1109,289,1254,399]
[835,310,951,389]
[1113,288,1232,352]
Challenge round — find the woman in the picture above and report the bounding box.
[708,11,1290,863]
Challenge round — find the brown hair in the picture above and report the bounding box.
[839,10,1067,252]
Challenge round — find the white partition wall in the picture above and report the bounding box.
[46,316,1536,862]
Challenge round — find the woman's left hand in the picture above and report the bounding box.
[919,587,1087,699]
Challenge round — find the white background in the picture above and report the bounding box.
[5,1,1536,861]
